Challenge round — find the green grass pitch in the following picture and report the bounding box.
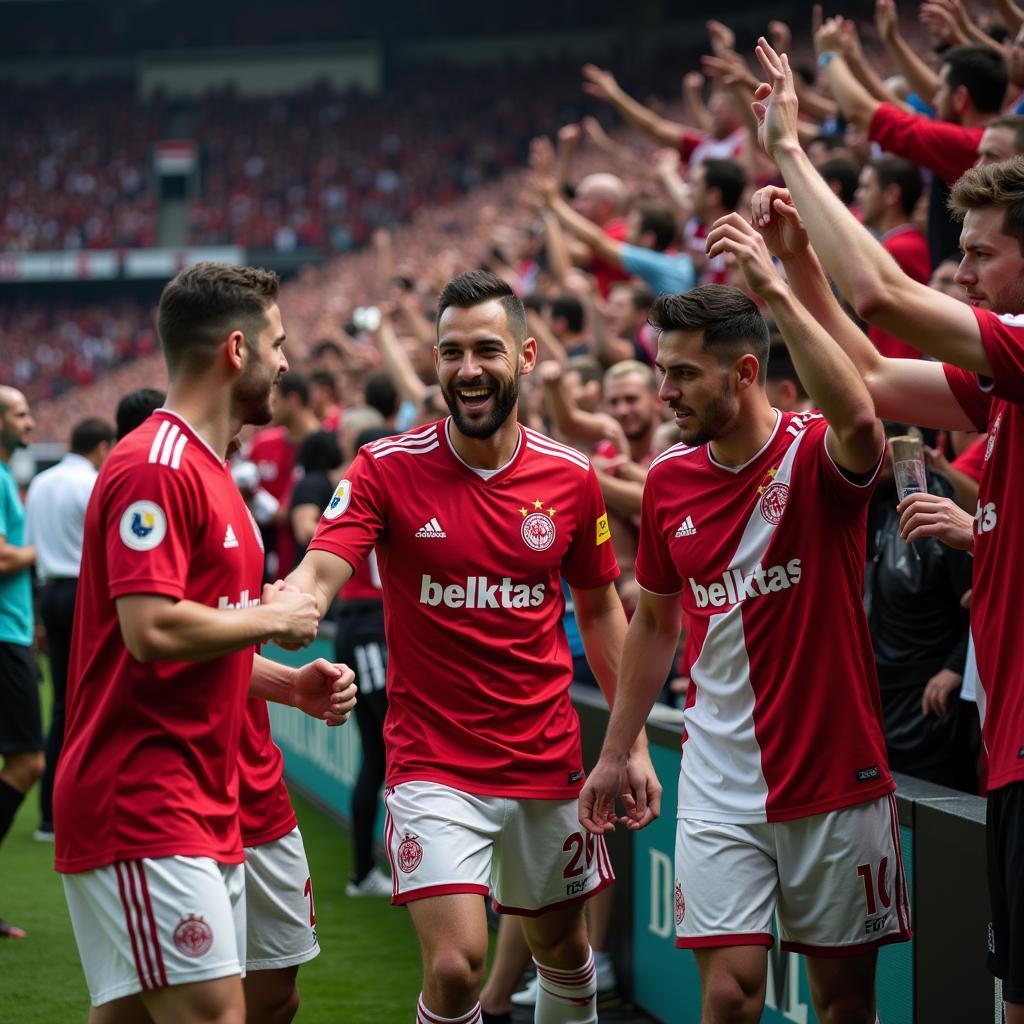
[0,669,428,1022]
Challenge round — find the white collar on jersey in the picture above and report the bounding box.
[154,407,225,465]
[707,408,782,475]
[444,417,522,479]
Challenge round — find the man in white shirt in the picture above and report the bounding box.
[24,417,114,840]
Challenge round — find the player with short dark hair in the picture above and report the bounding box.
[288,269,657,1024]
[749,38,1024,1020]
[115,389,165,441]
[581,266,906,1022]
[54,261,355,1024]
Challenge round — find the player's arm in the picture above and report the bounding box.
[754,39,990,375]
[580,588,679,834]
[286,547,355,619]
[116,585,319,664]
[0,531,34,574]
[752,187,976,429]
[574,581,661,827]
[707,214,883,473]
[581,64,687,147]
[814,17,881,130]
[250,653,357,726]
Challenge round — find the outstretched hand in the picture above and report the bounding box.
[751,37,801,159]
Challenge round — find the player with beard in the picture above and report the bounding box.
[287,270,658,1024]
[54,263,356,1024]
[743,38,1024,1020]
[580,277,908,1023]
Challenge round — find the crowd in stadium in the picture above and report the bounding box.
[5,0,1024,1021]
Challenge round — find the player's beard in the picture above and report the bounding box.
[675,379,737,447]
[0,420,25,452]
[441,369,520,440]
[233,360,276,427]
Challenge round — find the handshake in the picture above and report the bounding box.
[260,580,320,650]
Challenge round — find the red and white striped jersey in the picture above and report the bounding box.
[636,410,893,823]
[308,418,619,799]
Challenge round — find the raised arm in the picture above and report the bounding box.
[814,16,882,130]
[706,213,884,474]
[751,186,975,429]
[875,0,941,100]
[753,38,989,374]
[582,64,687,147]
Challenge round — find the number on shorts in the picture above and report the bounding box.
[303,876,316,926]
[856,858,891,916]
[563,832,596,879]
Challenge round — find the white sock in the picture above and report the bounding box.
[415,995,482,1024]
[533,948,598,1024]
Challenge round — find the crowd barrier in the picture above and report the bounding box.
[266,643,998,1022]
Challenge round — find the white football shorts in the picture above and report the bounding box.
[383,781,614,915]
[675,793,912,954]
[62,856,245,1007]
[244,826,319,971]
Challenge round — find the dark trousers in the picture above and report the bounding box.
[39,578,77,830]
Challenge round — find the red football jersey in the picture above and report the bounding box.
[238,699,297,848]
[248,426,297,572]
[307,419,619,798]
[943,308,1024,791]
[338,550,383,603]
[636,411,893,823]
[55,410,264,873]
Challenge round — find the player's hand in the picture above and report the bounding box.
[705,213,784,299]
[705,19,736,57]
[621,747,662,831]
[922,668,963,717]
[767,19,792,54]
[578,758,624,835]
[751,186,808,261]
[814,13,846,57]
[683,70,705,92]
[294,658,358,726]
[538,359,564,386]
[875,0,899,43]
[262,583,320,648]
[581,64,621,103]
[896,493,975,550]
[528,135,556,174]
[558,123,583,149]
[752,37,801,159]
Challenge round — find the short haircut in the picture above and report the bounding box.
[764,342,809,399]
[871,155,924,217]
[296,430,342,474]
[649,286,770,382]
[820,157,863,207]
[611,279,655,311]
[604,359,656,391]
[565,355,603,387]
[436,270,527,343]
[550,295,585,334]
[278,371,309,406]
[987,115,1024,157]
[157,262,279,374]
[70,417,115,455]
[703,159,747,213]
[633,200,678,252]
[309,369,338,400]
[943,45,1009,115]
[115,388,165,440]
[949,155,1024,254]
[363,371,399,420]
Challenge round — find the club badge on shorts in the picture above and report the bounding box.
[173,914,214,958]
[397,832,423,873]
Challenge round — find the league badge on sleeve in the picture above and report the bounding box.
[119,500,167,551]
[323,479,352,521]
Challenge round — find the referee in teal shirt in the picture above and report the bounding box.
[0,386,41,940]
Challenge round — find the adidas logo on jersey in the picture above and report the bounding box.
[689,559,802,610]
[223,524,239,549]
[675,515,697,538]
[416,517,447,539]
[419,574,546,610]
